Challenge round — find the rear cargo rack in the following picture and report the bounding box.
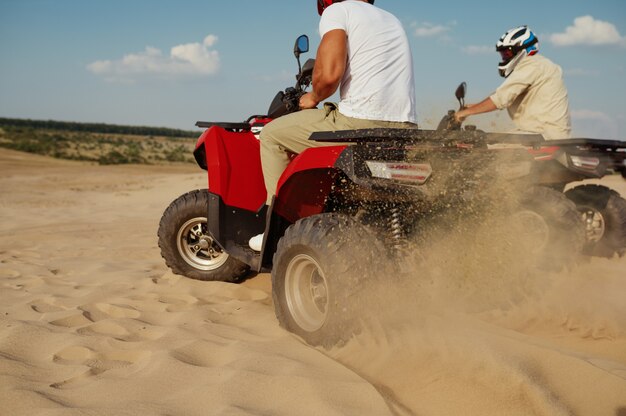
[309,129,626,149]
[195,115,269,131]
[195,121,251,130]
[308,128,545,146]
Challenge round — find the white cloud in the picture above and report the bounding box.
[461,45,492,55]
[549,16,626,47]
[87,34,221,80]
[412,21,455,38]
[203,34,218,48]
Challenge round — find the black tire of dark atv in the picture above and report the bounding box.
[515,186,585,271]
[565,184,626,258]
[272,213,387,349]
[157,189,249,282]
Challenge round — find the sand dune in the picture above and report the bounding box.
[1,148,625,415]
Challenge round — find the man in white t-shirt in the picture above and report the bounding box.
[455,26,571,140]
[250,0,417,250]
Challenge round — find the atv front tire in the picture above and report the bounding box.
[272,213,385,348]
[565,184,626,258]
[157,189,249,282]
[512,186,585,270]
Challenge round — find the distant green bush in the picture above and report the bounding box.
[99,150,129,165]
[0,117,197,138]
[0,118,197,165]
[165,145,188,162]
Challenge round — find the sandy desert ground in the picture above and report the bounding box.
[1,147,625,416]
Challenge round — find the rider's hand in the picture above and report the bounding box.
[454,109,468,123]
[299,92,320,110]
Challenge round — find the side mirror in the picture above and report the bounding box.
[455,82,466,101]
[455,82,466,108]
[294,35,309,58]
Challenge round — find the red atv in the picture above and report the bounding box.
[158,35,626,347]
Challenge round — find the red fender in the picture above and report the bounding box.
[274,145,348,222]
[202,126,267,212]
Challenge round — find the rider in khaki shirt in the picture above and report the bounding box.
[456,26,571,140]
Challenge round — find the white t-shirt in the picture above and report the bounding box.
[319,1,417,123]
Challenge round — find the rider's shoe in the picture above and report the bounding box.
[249,233,263,251]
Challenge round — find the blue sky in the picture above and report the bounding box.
[1,0,625,139]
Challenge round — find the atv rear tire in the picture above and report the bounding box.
[157,189,249,282]
[565,184,626,258]
[512,186,585,270]
[272,213,385,348]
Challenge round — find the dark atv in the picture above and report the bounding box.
[441,82,626,258]
[158,35,626,347]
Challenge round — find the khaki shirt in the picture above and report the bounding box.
[490,54,571,140]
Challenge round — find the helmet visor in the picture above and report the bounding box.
[499,48,515,62]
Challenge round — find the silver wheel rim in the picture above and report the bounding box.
[579,207,605,243]
[513,210,551,252]
[176,217,229,270]
[284,254,328,332]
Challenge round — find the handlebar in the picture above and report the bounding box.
[267,58,315,119]
[436,110,463,131]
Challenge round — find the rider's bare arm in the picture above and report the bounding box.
[455,97,497,122]
[300,29,347,109]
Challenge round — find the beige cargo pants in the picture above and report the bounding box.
[260,103,416,205]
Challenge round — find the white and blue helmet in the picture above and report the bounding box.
[496,26,539,77]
